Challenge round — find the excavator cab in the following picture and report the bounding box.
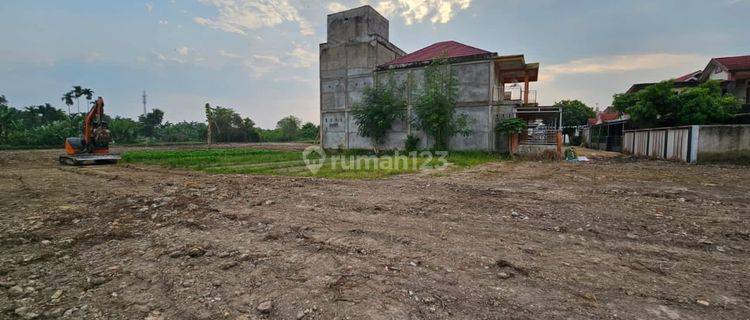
[59,97,121,165]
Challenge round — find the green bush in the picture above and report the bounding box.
[352,76,406,151]
[404,134,420,152]
[495,118,527,134]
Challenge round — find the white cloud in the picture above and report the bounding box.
[84,51,103,63]
[145,2,154,13]
[153,50,187,64]
[289,45,316,68]
[159,20,169,25]
[372,0,472,25]
[244,54,284,77]
[176,46,190,56]
[327,2,348,13]
[218,49,243,58]
[540,53,707,82]
[241,44,316,78]
[194,0,314,36]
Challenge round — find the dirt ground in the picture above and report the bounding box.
[1,145,749,319]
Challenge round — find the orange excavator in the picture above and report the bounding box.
[59,96,121,165]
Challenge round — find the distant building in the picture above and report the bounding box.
[319,5,558,152]
[626,55,750,108]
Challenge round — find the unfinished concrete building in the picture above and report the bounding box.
[320,5,558,152]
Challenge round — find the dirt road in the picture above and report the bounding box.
[1,146,749,319]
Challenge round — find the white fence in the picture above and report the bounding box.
[623,125,750,163]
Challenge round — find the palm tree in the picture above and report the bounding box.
[62,92,74,116]
[63,86,95,115]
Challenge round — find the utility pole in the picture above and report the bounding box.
[142,90,148,116]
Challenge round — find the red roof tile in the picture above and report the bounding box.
[714,55,750,71]
[380,41,493,67]
[674,70,702,82]
[599,113,620,122]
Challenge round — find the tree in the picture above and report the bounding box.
[138,109,164,138]
[62,86,94,115]
[0,96,18,142]
[555,99,595,145]
[629,81,677,128]
[19,104,67,128]
[61,92,74,116]
[205,104,259,142]
[411,58,471,150]
[556,100,595,128]
[109,117,140,144]
[299,122,319,141]
[276,115,302,141]
[612,80,740,128]
[612,92,638,114]
[351,76,406,151]
[674,80,740,125]
[495,118,527,134]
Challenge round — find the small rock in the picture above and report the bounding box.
[41,240,51,245]
[51,289,63,300]
[188,247,206,257]
[497,272,511,279]
[145,310,165,320]
[296,310,307,319]
[15,306,39,319]
[696,299,710,306]
[44,308,64,318]
[264,200,275,206]
[8,285,25,297]
[88,277,108,287]
[257,301,273,314]
[168,250,184,258]
[221,261,239,270]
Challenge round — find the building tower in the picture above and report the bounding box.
[319,5,404,149]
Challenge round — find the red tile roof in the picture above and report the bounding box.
[588,112,620,126]
[380,41,494,67]
[600,112,620,122]
[674,70,702,82]
[713,55,750,71]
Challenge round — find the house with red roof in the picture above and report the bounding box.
[626,55,750,107]
[320,5,554,152]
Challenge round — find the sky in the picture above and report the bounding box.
[1,0,748,128]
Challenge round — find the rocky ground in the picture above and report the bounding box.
[1,145,749,319]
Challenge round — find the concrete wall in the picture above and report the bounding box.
[363,60,509,151]
[623,125,750,163]
[697,125,750,163]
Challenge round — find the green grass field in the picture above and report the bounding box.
[121,148,504,179]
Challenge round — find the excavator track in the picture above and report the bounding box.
[59,154,121,166]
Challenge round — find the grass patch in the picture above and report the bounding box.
[122,148,504,179]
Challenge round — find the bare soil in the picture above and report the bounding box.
[1,145,749,319]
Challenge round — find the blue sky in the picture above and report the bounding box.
[1,0,748,128]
